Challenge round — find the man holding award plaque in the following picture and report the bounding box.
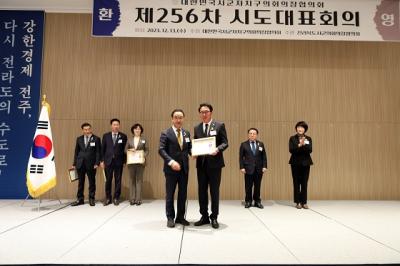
[193,103,228,229]
[71,123,102,206]
[159,109,192,228]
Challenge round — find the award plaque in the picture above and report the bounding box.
[127,150,145,164]
[191,137,216,156]
[68,168,79,182]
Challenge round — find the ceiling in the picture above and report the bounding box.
[0,0,92,13]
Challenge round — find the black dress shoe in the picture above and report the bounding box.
[130,201,135,205]
[211,219,219,229]
[167,218,175,228]
[254,202,264,209]
[71,200,84,206]
[136,201,142,206]
[113,199,119,206]
[175,218,190,226]
[244,201,251,208]
[89,199,95,206]
[194,217,210,226]
[103,198,112,206]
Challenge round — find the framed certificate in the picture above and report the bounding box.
[127,150,145,164]
[192,137,216,156]
[68,168,79,182]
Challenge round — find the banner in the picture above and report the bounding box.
[26,103,56,198]
[0,11,44,199]
[92,0,400,41]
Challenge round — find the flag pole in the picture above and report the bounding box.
[41,94,62,207]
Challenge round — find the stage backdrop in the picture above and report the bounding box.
[92,0,400,41]
[41,13,399,201]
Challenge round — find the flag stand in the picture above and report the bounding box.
[21,193,62,211]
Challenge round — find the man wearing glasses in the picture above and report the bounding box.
[193,103,228,229]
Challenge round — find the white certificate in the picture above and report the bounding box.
[68,168,79,183]
[192,137,216,156]
[127,150,145,164]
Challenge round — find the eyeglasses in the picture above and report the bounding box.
[199,110,210,114]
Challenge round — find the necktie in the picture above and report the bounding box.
[112,134,117,145]
[85,136,89,148]
[204,123,209,136]
[251,141,256,155]
[177,128,182,149]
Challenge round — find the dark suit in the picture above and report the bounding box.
[159,127,191,220]
[194,120,228,220]
[102,131,127,200]
[239,140,267,203]
[73,134,101,200]
[289,134,313,204]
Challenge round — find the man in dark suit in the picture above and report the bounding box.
[159,109,192,228]
[239,128,267,209]
[100,118,127,206]
[71,122,102,206]
[194,103,228,229]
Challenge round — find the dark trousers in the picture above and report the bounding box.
[197,167,222,220]
[244,172,263,203]
[105,159,123,200]
[165,170,188,220]
[76,164,96,200]
[290,164,310,204]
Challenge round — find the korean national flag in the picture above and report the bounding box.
[26,104,56,198]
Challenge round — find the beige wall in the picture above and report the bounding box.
[42,13,400,200]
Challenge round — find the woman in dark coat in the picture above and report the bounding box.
[289,121,313,209]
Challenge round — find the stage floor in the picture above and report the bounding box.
[0,200,399,265]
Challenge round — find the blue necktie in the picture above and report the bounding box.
[251,141,256,155]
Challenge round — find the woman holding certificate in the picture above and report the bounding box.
[126,123,148,206]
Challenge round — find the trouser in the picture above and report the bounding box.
[165,170,188,219]
[76,164,96,200]
[244,171,263,203]
[105,160,123,200]
[128,164,144,202]
[197,166,222,220]
[291,164,310,204]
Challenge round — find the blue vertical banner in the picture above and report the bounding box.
[92,0,121,36]
[0,11,44,199]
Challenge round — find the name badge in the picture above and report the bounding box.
[90,142,95,147]
[209,130,217,136]
[118,139,123,144]
[304,139,310,145]
[185,137,191,143]
[142,140,146,143]
[258,147,263,151]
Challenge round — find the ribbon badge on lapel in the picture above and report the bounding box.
[210,123,215,132]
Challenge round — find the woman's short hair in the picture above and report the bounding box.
[295,121,308,133]
[131,123,144,135]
